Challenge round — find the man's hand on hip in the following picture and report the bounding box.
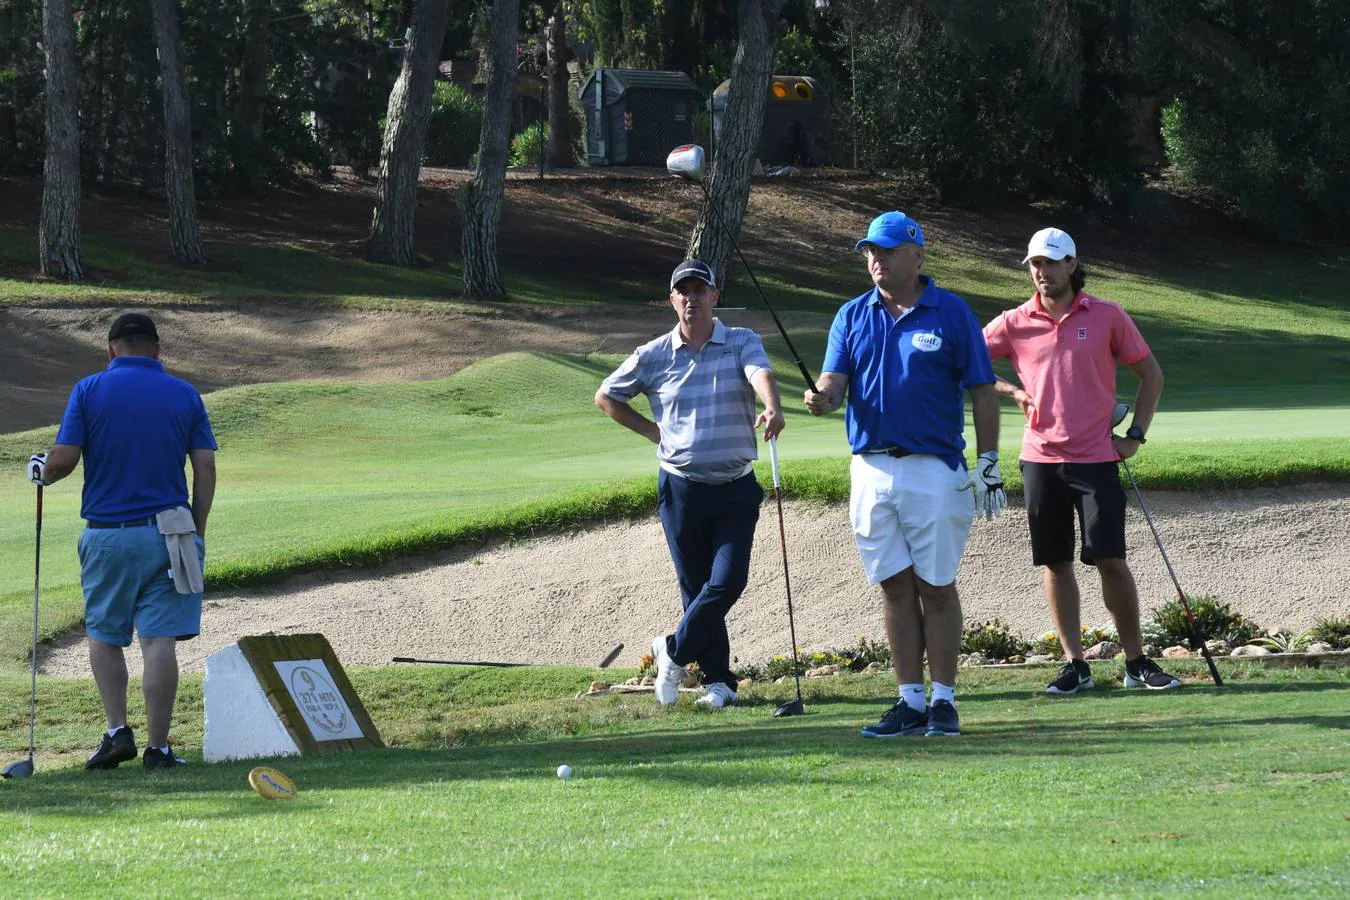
[974,451,1007,520]
[26,453,48,485]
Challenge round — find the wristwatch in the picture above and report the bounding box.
[1124,425,1147,444]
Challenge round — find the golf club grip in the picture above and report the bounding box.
[768,438,781,488]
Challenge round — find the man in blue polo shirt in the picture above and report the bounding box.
[596,259,784,709]
[28,312,216,770]
[805,212,1004,738]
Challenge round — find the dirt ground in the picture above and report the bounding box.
[3,169,1343,677]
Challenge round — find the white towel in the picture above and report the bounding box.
[156,506,203,595]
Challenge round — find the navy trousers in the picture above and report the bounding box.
[657,469,763,690]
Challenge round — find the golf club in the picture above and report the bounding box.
[666,144,819,394]
[767,438,805,717]
[392,642,624,670]
[1112,403,1223,686]
[3,485,41,781]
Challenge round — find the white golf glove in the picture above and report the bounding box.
[27,453,48,485]
[974,451,1006,521]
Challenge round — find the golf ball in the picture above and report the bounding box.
[556,764,572,780]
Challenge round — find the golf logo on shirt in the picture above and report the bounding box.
[911,332,943,352]
[1078,328,1088,340]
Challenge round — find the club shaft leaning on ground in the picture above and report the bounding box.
[769,441,804,703]
[28,485,41,760]
[1120,460,1224,685]
[692,180,819,394]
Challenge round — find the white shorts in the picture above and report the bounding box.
[849,453,977,587]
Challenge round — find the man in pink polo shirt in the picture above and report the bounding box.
[984,227,1180,695]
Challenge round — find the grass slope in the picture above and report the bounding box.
[0,664,1346,896]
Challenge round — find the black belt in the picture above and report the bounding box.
[87,517,155,529]
[862,447,913,458]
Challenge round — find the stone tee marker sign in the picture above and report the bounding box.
[203,633,383,763]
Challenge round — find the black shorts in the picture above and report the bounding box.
[1020,461,1127,567]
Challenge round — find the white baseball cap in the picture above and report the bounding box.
[1022,227,1077,263]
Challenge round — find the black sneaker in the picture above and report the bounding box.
[143,745,187,769]
[861,700,928,738]
[1046,659,1094,696]
[1124,656,1182,690]
[86,726,137,770]
[925,699,960,737]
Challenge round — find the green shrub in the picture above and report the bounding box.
[509,122,548,168]
[1146,596,1255,650]
[1247,630,1315,654]
[1029,626,1117,659]
[961,620,1031,660]
[739,635,891,682]
[1308,617,1350,650]
[424,82,483,167]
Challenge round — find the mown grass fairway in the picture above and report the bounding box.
[1,664,1346,895]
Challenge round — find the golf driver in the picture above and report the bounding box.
[767,438,805,717]
[666,144,819,394]
[3,485,41,781]
[392,642,624,669]
[1112,403,1223,686]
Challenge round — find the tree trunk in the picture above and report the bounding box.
[458,0,519,302]
[148,0,205,263]
[234,2,270,189]
[686,0,784,283]
[39,0,85,280]
[544,4,572,167]
[366,0,451,266]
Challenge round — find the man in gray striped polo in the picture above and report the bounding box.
[596,258,785,709]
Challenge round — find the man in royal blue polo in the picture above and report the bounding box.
[28,312,216,770]
[596,259,784,709]
[805,212,1004,738]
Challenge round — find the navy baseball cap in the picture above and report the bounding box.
[108,312,159,342]
[670,259,717,289]
[854,211,925,253]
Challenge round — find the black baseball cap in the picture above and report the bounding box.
[669,259,717,290]
[108,313,159,342]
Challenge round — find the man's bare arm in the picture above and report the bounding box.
[594,390,660,444]
[189,448,216,537]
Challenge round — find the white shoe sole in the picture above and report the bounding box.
[1123,675,1182,690]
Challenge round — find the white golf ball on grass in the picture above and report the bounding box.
[556,764,572,780]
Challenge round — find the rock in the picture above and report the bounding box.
[1204,639,1232,656]
[961,652,990,667]
[1005,655,1026,664]
[1143,644,1160,658]
[1307,642,1334,654]
[589,681,611,693]
[624,677,642,686]
[1084,641,1122,660]
[1161,645,1195,659]
[863,662,886,674]
[640,675,655,686]
[775,675,790,685]
[737,677,755,688]
[1230,644,1271,657]
[806,664,840,677]
[1026,654,1057,664]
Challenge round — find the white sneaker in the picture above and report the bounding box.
[651,636,686,705]
[695,683,737,709]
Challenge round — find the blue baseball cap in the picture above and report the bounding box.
[854,211,925,253]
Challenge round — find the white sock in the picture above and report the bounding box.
[930,682,956,706]
[107,725,125,738]
[899,683,926,712]
[153,745,171,754]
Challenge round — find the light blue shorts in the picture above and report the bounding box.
[78,524,204,646]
